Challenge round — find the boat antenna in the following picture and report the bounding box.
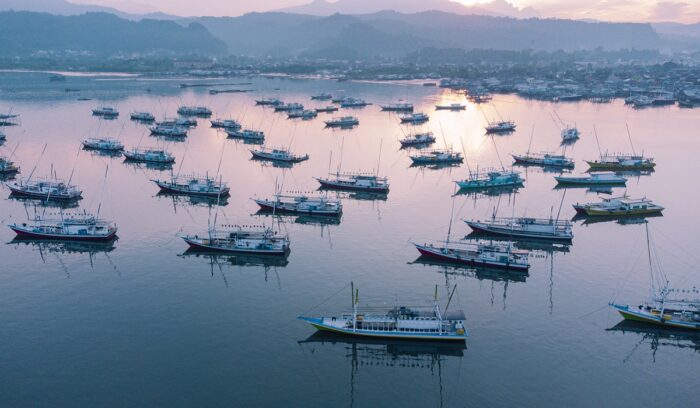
[438,122,449,149]
[444,284,458,314]
[491,136,505,171]
[337,136,345,174]
[526,125,535,155]
[592,125,603,157]
[175,139,190,179]
[375,138,383,177]
[625,123,637,156]
[555,188,566,222]
[645,223,656,298]
[26,143,48,185]
[445,184,457,245]
[96,164,109,219]
[458,135,472,175]
[327,151,333,175]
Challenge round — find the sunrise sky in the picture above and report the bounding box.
[71,0,700,23]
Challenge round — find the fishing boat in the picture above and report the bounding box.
[250,146,309,163]
[485,121,516,134]
[153,174,230,197]
[81,138,124,152]
[210,118,241,129]
[512,152,574,168]
[256,98,283,106]
[573,196,664,216]
[469,94,492,104]
[340,98,370,108]
[287,110,318,120]
[226,129,265,142]
[586,153,656,171]
[561,126,580,142]
[610,225,700,330]
[8,178,82,201]
[274,103,304,112]
[123,148,175,164]
[325,116,359,128]
[381,103,414,112]
[177,106,211,117]
[9,212,117,242]
[400,132,436,147]
[465,217,573,241]
[456,169,524,190]
[435,103,466,111]
[298,283,468,341]
[0,156,20,174]
[311,93,332,101]
[410,149,462,165]
[316,173,389,193]
[130,111,155,122]
[254,193,342,216]
[414,241,529,271]
[400,112,429,124]
[315,106,339,113]
[182,225,290,256]
[150,125,188,138]
[92,106,119,117]
[554,172,627,186]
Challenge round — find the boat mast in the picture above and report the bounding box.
[25,143,48,186]
[592,125,603,158]
[526,125,535,156]
[375,138,383,177]
[625,123,637,157]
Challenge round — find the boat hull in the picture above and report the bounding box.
[586,161,656,170]
[583,208,663,216]
[465,221,572,242]
[154,181,230,197]
[10,225,117,242]
[255,200,341,216]
[611,304,700,331]
[299,317,467,342]
[414,244,529,272]
[316,178,389,193]
[456,180,522,190]
[8,186,82,201]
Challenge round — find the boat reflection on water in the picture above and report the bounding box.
[465,232,571,254]
[181,248,289,268]
[409,161,461,170]
[411,256,528,283]
[123,159,174,172]
[82,146,123,159]
[156,191,229,208]
[253,210,342,227]
[454,186,520,199]
[571,213,662,226]
[317,187,388,202]
[298,331,465,408]
[8,194,81,209]
[8,236,118,254]
[513,162,574,175]
[606,320,700,362]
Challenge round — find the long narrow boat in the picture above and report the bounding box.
[512,152,574,168]
[573,196,663,216]
[586,153,656,171]
[555,172,627,185]
[152,174,230,197]
[82,138,124,152]
[9,212,117,242]
[410,149,462,165]
[250,146,309,163]
[299,284,468,342]
[316,172,389,193]
[485,120,516,133]
[124,148,175,164]
[414,241,529,271]
[253,193,342,216]
[400,132,436,147]
[182,226,290,256]
[8,178,82,201]
[456,169,523,190]
[464,217,573,241]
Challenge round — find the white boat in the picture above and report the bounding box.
[414,241,529,271]
[0,156,19,174]
[400,112,429,124]
[153,174,230,197]
[254,193,342,216]
[182,225,290,256]
[150,125,188,138]
[8,178,82,201]
[81,138,124,152]
[485,120,516,133]
[381,103,414,112]
[435,103,466,111]
[226,129,265,142]
[456,169,524,190]
[299,283,468,342]
[610,225,700,330]
[512,152,574,168]
[9,212,117,242]
[554,172,627,185]
[250,146,309,163]
[340,98,370,108]
[561,126,580,141]
[157,117,196,128]
[409,149,462,165]
[287,110,318,120]
[573,196,664,216]
[316,172,389,193]
[130,111,155,122]
[177,106,211,116]
[400,132,436,147]
[465,217,573,241]
[123,148,175,164]
[325,116,359,127]
[92,107,118,117]
[210,118,241,130]
[586,153,655,170]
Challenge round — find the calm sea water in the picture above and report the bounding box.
[0,71,698,407]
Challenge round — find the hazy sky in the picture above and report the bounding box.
[71,0,700,23]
